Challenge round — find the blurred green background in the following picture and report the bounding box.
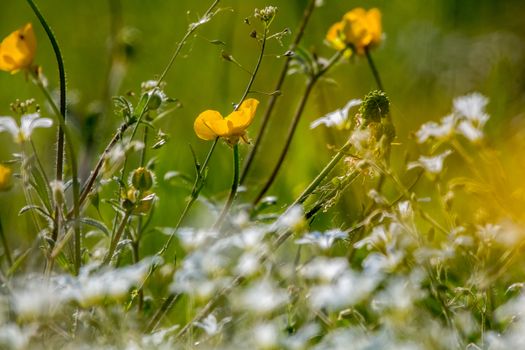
[1,0,524,253]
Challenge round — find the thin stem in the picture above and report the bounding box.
[75,121,132,213]
[0,219,13,267]
[364,47,384,92]
[291,139,352,207]
[156,0,221,86]
[240,0,317,184]
[157,138,219,258]
[213,143,239,229]
[25,0,67,183]
[235,23,268,108]
[103,211,131,266]
[32,75,82,275]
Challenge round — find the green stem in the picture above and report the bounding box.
[240,0,317,184]
[235,23,267,108]
[213,143,239,229]
[0,218,12,267]
[103,211,131,266]
[25,0,67,182]
[364,47,384,92]
[291,139,352,207]
[32,75,81,274]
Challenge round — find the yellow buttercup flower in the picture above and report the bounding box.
[326,8,382,55]
[0,23,37,74]
[0,164,12,192]
[194,98,259,144]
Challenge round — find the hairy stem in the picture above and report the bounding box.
[32,75,82,275]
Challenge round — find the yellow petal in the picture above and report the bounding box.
[366,8,382,46]
[0,23,36,73]
[326,21,346,51]
[224,98,259,135]
[194,110,228,140]
[0,164,12,191]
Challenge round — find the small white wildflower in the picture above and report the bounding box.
[237,280,288,314]
[296,229,347,250]
[415,114,455,143]
[0,324,36,350]
[235,252,260,276]
[310,99,362,129]
[194,314,232,336]
[300,257,349,282]
[453,92,489,124]
[174,227,218,250]
[407,150,453,174]
[232,227,267,250]
[354,225,388,250]
[309,271,379,311]
[253,323,279,349]
[276,205,305,231]
[457,120,484,141]
[0,113,53,144]
[362,251,404,274]
[397,200,413,219]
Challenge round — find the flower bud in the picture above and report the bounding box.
[147,90,163,110]
[131,167,154,191]
[359,90,390,123]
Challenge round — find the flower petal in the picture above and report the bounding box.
[194,110,227,140]
[0,23,36,73]
[224,98,259,135]
[0,116,19,137]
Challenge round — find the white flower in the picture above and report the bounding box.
[0,113,53,144]
[309,270,379,311]
[253,323,279,349]
[407,150,453,174]
[300,257,349,282]
[415,114,455,143]
[194,314,232,336]
[275,205,305,231]
[453,92,489,125]
[237,280,288,314]
[296,229,347,250]
[310,99,362,129]
[457,120,484,141]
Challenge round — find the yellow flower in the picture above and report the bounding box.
[326,8,382,55]
[0,23,37,74]
[0,165,12,192]
[194,98,259,144]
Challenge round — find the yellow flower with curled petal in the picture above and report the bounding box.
[194,98,259,144]
[0,23,37,74]
[326,8,382,56]
[0,164,12,192]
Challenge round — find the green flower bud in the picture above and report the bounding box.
[147,91,163,110]
[131,167,154,191]
[359,90,390,123]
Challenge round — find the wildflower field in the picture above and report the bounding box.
[1,0,525,349]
